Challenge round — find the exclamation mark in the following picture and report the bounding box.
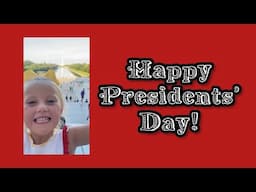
[191,111,200,132]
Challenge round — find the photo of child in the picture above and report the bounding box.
[23,37,90,155]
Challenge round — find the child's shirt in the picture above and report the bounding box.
[24,126,69,155]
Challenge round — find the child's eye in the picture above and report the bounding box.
[26,101,37,105]
[47,100,57,104]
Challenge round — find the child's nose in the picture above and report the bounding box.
[37,102,48,112]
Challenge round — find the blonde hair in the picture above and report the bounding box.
[24,77,64,110]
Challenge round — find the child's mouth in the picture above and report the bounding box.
[33,117,51,124]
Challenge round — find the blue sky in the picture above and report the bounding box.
[23,37,90,65]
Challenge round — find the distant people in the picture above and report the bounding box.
[80,88,85,103]
[24,77,89,154]
[87,103,90,120]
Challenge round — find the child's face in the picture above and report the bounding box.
[24,82,63,136]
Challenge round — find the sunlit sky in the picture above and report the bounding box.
[24,37,90,65]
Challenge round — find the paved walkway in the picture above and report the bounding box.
[59,78,90,155]
[63,102,89,125]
